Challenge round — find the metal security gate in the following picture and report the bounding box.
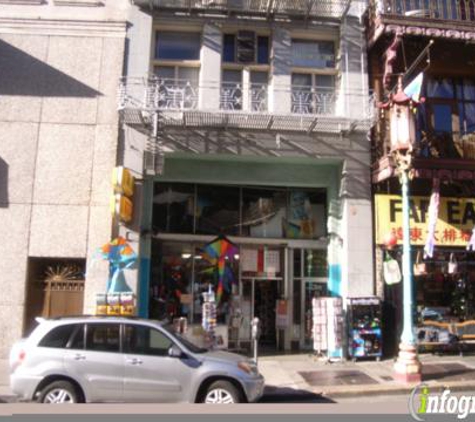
[42,278,85,318]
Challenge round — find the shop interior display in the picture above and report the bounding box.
[414,250,475,352]
[347,297,382,361]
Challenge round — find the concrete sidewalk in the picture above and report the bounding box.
[2,353,475,400]
[258,352,475,398]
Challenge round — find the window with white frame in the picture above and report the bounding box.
[221,31,270,112]
[153,31,201,110]
[291,39,335,69]
[291,39,337,115]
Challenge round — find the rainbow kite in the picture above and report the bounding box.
[201,235,238,305]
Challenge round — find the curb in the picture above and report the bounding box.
[264,381,475,399]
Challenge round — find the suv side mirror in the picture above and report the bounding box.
[168,344,183,358]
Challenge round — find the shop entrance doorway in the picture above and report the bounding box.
[241,277,283,349]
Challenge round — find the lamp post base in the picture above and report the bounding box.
[394,342,422,383]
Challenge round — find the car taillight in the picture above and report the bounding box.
[12,350,26,371]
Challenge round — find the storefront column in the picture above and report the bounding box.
[137,177,154,317]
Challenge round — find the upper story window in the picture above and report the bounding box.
[155,32,201,61]
[221,31,270,112]
[223,32,270,64]
[291,39,335,69]
[417,77,475,159]
[153,31,201,110]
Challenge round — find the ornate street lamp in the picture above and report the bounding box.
[384,77,422,383]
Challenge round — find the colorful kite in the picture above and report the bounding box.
[201,235,238,305]
[93,236,137,293]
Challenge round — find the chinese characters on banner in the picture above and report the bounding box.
[375,195,475,247]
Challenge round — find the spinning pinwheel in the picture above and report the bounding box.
[201,235,238,305]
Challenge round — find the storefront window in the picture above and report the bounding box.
[153,184,194,233]
[286,190,327,239]
[242,188,287,238]
[149,241,193,321]
[195,185,240,235]
[304,249,327,278]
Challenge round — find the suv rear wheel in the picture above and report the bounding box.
[203,380,241,404]
[38,380,80,404]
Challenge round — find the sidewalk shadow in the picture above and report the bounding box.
[259,386,335,403]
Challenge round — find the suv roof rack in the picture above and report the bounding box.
[48,315,143,321]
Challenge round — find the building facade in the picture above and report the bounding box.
[0,0,128,357]
[120,0,375,354]
[367,0,475,356]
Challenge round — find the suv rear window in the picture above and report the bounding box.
[38,324,77,349]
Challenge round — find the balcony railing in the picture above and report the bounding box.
[118,77,374,123]
[145,78,199,111]
[291,85,336,115]
[132,0,352,20]
[220,82,268,111]
[374,0,475,21]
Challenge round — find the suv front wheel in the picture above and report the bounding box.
[203,380,242,404]
[38,380,81,404]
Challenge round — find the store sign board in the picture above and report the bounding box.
[375,194,475,246]
[276,299,289,328]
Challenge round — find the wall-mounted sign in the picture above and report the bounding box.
[111,167,134,223]
[276,299,289,328]
[112,166,135,197]
[375,194,475,247]
[110,194,133,223]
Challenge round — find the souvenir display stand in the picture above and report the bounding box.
[201,289,217,349]
[347,297,383,361]
[312,297,344,360]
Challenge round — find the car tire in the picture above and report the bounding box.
[38,380,81,404]
[203,380,242,404]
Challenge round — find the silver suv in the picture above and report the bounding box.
[9,316,264,404]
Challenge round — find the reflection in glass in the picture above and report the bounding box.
[153,184,194,233]
[285,190,326,239]
[304,249,328,278]
[291,40,335,69]
[156,32,201,60]
[427,78,454,99]
[196,185,240,235]
[242,188,287,238]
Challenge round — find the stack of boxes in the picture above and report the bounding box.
[95,292,136,316]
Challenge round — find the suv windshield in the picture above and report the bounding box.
[161,324,208,354]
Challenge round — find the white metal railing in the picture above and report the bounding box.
[145,78,199,110]
[220,82,268,111]
[291,85,336,115]
[375,0,475,21]
[118,77,373,120]
[132,0,351,20]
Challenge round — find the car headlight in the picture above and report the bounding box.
[237,361,258,375]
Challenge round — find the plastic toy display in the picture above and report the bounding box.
[347,297,383,361]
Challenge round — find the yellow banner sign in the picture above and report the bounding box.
[375,194,475,246]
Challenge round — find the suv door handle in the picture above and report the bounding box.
[126,357,143,365]
[73,353,86,361]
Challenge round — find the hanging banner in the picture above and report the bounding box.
[375,194,475,247]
